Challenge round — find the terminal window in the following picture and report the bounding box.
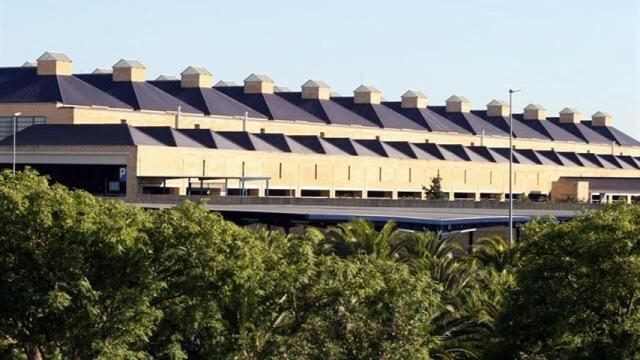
[0,116,45,140]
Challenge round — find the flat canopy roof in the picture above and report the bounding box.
[136,202,577,231]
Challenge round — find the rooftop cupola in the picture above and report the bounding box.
[591,111,613,127]
[155,74,177,80]
[301,79,331,100]
[181,66,213,88]
[215,80,237,87]
[244,73,274,94]
[445,95,470,113]
[274,86,292,92]
[559,107,581,124]
[486,99,509,117]
[401,90,428,109]
[92,68,112,74]
[523,103,546,120]
[112,59,146,82]
[22,61,36,67]
[354,85,381,104]
[36,51,72,76]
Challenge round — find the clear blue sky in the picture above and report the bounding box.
[1,0,638,138]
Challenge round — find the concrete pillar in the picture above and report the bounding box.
[391,191,398,200]
[329,189,336,198]
[474,192,481,202]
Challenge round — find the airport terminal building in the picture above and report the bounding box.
[0,51,639,203]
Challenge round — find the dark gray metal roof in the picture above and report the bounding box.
[276,92,376,127]
[331,97,425,130]
[3,124,640,172]
[585,121,640,146]
[215,86,325,123]
[136,127,206,148]
[430,106,508,136]
[75,73,202,114]
[0,124,160,146]
[0,67,132,109]
[474,110,550,140]
[548,118,612,144]
[385,102,471,133]
[558,177,640,193]
[149,80,266,118]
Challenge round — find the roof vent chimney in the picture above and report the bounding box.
[155,74,177,80]
[36,51,72,76]
[112,59,146,82]
[559,107,581,124]
[486,99,509,117]
[244,73,274,94]
[301,80,331,100]
[354,85,381,104]
[446,95,470,113]
[181,66,212,88]
[215,80,237,87]
[401,90,428,109]
[591,111,613,127]
[523,104,546,120]
[92,68,112,74]
[274,86,292,92]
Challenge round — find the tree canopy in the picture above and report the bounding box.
[0,169,638,359]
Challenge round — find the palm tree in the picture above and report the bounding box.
[397,232,495,359]
[319,219,406,260]
[470,236,513,272]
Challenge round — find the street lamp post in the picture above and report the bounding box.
[12,112,21,175]
[508,88,520,246]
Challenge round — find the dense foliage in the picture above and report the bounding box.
[0,169,638,359]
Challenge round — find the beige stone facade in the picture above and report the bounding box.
[2,143,638,203]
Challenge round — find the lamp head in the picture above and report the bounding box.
[509,88,521,94]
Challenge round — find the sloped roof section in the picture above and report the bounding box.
[113,59,145,69]
[474,110,550,140]
[37,51,72,62]
[0,124,161,146]
[586,121,640,146]
[430,106,508,136]
[276,92,375,127]
[548,118,612,144]
[149,80,266,118]
[216,86,324,123]
[385,102,470,133]
[76,73,201,113]
[331,96,426,130]
[2,124,637,170]
[136,127,205,148]
[512,114,585,143]
[0,67,132,109]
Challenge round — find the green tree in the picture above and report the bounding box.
[423,173,447,200]
[0,169,160,359]
[488,205,640,359]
